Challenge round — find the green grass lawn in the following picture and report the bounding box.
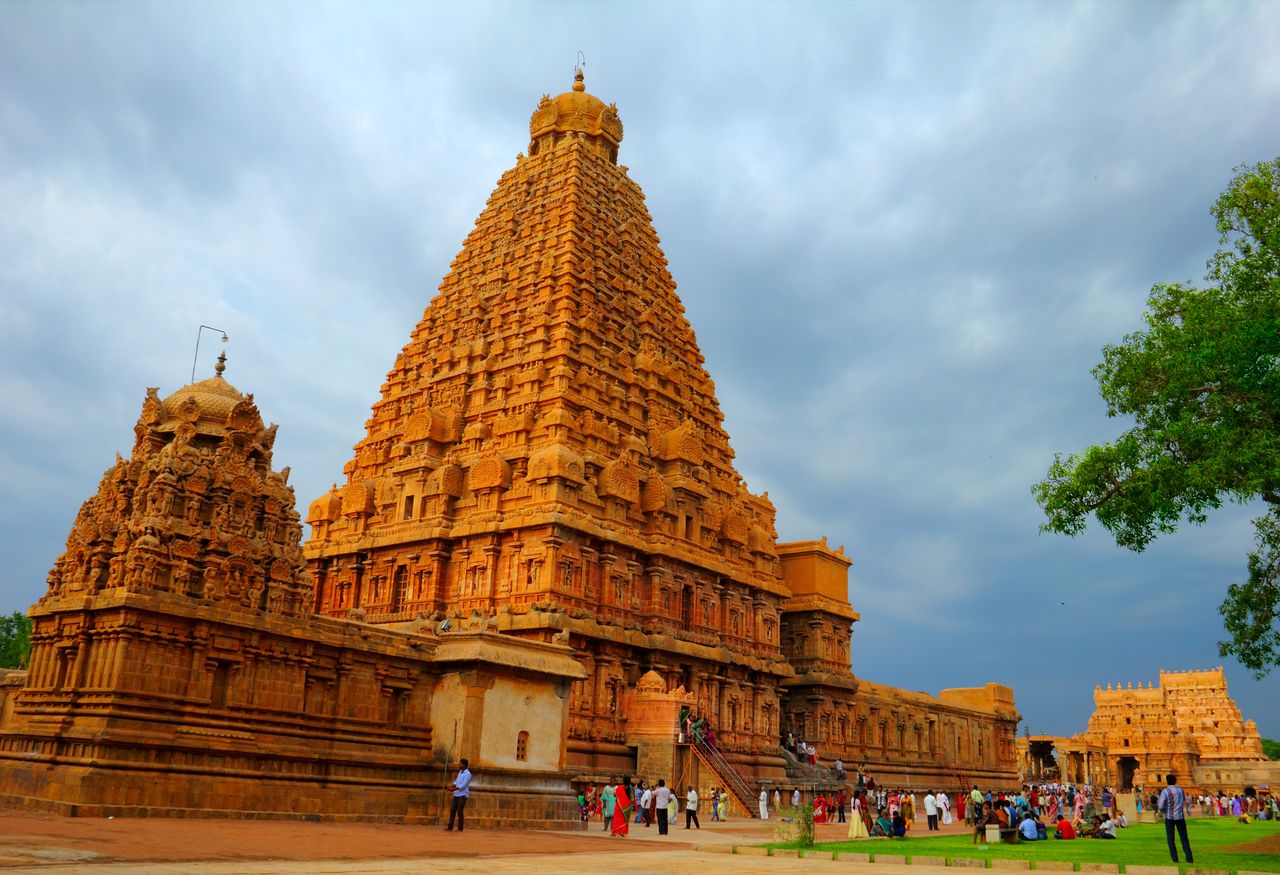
[781,819,1280,872]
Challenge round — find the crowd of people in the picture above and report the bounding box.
[576,777,730,836]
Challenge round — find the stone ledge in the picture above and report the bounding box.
[875,853,908,864]
[1035,863,1077,871]
[950,859,990,868]
[1125,867,1178,875]
[838,851,872,862]
[694,844,732,854]
[991,861,1031,870]
[1186,869,1229,875]
[735,846,770,856]
[911,856,947,866]
[773,849,800,858]
[1078,865,1119,873]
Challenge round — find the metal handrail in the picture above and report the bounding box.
[690,735,758,817]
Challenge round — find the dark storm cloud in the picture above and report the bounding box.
[2,0,1277,737]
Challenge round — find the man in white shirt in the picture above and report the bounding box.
[924,790,939,831]
[446,757,472,831]
[759,787,770,820]
[792,787,801,808]
[685,786,700,829]
[939,791,952,825]
[653,780,673,835]
[639,785,653,827]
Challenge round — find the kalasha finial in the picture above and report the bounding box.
[573,67,585,92]
[215,350,227,377]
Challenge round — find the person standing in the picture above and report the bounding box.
[773,788,781,811]
[653,779,673,836]
[611,777,633,837]
[445,757,471,832]
[685,785,701,829]
[792,787,801,808]
[601,780,616,832]
[759,786,770,820]
[939,790,952,826]
[837,787,848,823]
[1158,774,1194,863]
[639,784,653,827]
[924,789,939,831]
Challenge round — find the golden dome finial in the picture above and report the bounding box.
[215,350,227,377]
[572,67,585,92]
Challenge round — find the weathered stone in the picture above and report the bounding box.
[875,853,908,864]
[950,859,990,868]
[1124,867,1179,875]
[1078,865,1119,873]
[911,855,947,866]
[991,861,1030,870]
[838,851,872,863]
[736,846,771,856]
[1034,863,1077,871]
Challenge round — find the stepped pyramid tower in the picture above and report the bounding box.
[305,70,1020,784]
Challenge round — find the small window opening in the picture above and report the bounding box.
[516,730,529,761]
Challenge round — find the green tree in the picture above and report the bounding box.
[1034,157,1280,675]
[0,611,32,669]
[1262,738,1280,760]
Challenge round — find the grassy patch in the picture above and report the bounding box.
[778,819,1280,872]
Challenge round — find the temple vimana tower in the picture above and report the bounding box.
[0,70,1018,822]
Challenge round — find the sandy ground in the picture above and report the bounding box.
[0,805,975,873]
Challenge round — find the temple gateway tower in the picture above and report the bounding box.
[305,70,1019,790]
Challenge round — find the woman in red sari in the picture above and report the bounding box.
[611,777,633,836]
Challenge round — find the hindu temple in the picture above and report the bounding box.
[0,69,1020,823]
[1019,667,1278,794]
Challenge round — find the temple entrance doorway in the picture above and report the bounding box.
[1117,756,1139,791]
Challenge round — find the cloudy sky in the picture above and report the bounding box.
[3,1,1278,741]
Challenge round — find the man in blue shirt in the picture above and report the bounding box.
[1020,812,1039,841]
[1157,774,1193,863]
[446,758,472,831]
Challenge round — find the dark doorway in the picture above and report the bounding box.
[1118,756,1139,791]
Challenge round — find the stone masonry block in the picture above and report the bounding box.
[911,855,947,866]
[991,861,1030,870]
[875,853,908,864]
[838,851,872,862]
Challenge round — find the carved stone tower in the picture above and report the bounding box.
[304,70,797,774]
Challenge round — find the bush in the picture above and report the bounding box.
[775,803,816,847]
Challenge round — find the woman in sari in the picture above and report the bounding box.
[814,794,828,824]
[611,777,633,836]
[848,791,871,838]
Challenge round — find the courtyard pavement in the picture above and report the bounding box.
[0,808,973,874]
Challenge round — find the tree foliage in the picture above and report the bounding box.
[0,611,32,669]
[1034,157,1280,675]
[1262,738,1280,760]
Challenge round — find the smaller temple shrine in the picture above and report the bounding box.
[0,356,587,825]
[1018,668,1278,794]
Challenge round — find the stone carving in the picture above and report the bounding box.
[40,365,313,618]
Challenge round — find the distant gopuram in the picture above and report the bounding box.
[1020,667,1276,794]
[303,69,1019,789]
